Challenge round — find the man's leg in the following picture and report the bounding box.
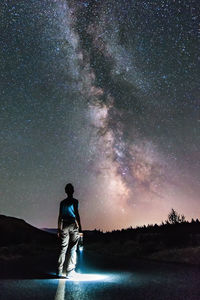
[57,227,69,275]
[66,223,79,273]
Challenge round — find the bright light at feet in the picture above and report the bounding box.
[65,273,109,282]
[54,272,132,299]
[50,272,110,282]
[54,273,113,300]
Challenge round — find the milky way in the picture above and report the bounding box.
[0,0,199,230]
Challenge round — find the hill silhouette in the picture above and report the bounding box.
[0,215,56,246]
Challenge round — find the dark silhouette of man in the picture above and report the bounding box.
[57,183,82,279]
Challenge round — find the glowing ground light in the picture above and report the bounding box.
[52,273,109,282]
[53,272,132,300]
[54,274,111,300]
[64,273,109,282]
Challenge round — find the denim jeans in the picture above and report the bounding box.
[58,222,79,273]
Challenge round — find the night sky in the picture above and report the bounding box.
[0,0,199,231]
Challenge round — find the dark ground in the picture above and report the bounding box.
[0,250,200,300]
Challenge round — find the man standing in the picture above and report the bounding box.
[57,183,82,279]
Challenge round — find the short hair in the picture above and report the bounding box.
[65,183,74,194]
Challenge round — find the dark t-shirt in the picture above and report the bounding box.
[59,198,78,221]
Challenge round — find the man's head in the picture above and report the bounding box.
[65,183,74,196]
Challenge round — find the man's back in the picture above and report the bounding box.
[60,198,78,221]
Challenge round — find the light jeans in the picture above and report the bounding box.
[58,222,79,273]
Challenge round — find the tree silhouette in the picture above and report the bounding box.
[166,208,185,224]
[180,214,186,223]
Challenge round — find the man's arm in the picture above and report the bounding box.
[74,200,82,232]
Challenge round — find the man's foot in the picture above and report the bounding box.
[57,270,66,278]
[66,270,79,279]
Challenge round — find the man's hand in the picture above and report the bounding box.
[79,232,83,238]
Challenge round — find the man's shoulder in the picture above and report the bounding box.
[60,198,78,203]
[60,198,67,205]
[72,198,79,206]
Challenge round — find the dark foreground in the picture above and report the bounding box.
[0,251,200,300]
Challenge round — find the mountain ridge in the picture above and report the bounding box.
[0,214,56,246]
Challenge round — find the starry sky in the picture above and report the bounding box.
[0,0,199,231]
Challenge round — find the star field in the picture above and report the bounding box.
[0,0,199,230]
